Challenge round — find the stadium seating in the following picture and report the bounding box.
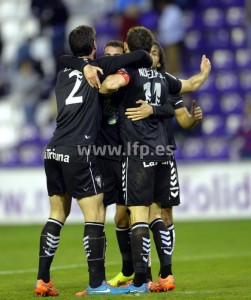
[0,0,248,166]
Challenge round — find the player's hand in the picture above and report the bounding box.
[191,100,203,121]
[200,54,211,76]
[83,65,103,88]
[125,100,153,121]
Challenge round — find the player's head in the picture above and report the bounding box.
[103,40,124,56]
[124,26,154,53]
[68,25,97,57]
[150,41,166,72]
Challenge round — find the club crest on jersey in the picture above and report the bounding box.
[44,149,69,163]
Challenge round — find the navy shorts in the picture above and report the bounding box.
[44,145,104,198]
[99,157,124,207]
[122,155,180,207]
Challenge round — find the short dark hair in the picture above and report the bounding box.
[153,41,166,72]
[104,40,124,50]
[68,25,96,56]
[126,26,154,53]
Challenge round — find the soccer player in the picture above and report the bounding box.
[126,41,203,292]
[99,26,211,293]
[34,25,153,297]
[108,41,203,291]
[98,40,125,212]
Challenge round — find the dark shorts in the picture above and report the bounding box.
[44,145,104,198]
[99,157,124,207]
[160,156,180,208]
[122,156,180,207]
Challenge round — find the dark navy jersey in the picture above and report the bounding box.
[49,66,101,146]
[49,51,152,147]
[119,68,182,161]
[98,90,122,161]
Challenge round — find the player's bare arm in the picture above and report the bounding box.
[125,100,153,121]
[99,73,128,95]
[175,100,203,129]
[126,99,174,121]
[179,55,211,93]
[83,64,103,88]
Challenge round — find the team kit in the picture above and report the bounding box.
[34,24,211,296]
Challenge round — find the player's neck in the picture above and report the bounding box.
[79,54,94,60]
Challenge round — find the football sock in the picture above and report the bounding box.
[147,251,152,281]
[131,222,150,287]
[147,266,153,281]
[84,222,106,288]
[167,223,175,252]
[116,226,134,276]
[150,218,172,278]
[37,218,64,282]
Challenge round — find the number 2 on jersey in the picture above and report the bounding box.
[65,70,83,105]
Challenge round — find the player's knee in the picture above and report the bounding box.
[161,207,173,225]
[114,213,129,227]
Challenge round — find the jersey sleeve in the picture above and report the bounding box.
[163,72,182,95]
[152,102,175,118]
[96,50,152,76]
[168,94,185,110]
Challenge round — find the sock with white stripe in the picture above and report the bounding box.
[167,223,175,252]
[131,222,150,287]
[37,218,64,282]
[116,227,134,276]
[150,218,172,278]
[84,222,106,288]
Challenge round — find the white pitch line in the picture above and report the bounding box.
[0,252,250,276]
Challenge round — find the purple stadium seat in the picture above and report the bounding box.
[181,138,206,160]
[18,144,43,166]
[184,30,204,51]
[196,73,216,93]
[204,138,229,160]
[231,28,247,48]
[212,49,235,70]
[19,124,41,145]
[239,69,251,92]
[182,53,209,72]
[220,92,243,115]
[183,10,203,31]
[201,115,226,136]
[215,71,239,92]
[197,92,222,115]
[225,114,243,135]
[225,7,245,27]
[0,148,20,167]
[244,91,251,102]
[206,29,231,50]
[202,8,226,28]
[236,49,251,68]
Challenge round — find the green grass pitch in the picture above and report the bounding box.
[0,219,251,299]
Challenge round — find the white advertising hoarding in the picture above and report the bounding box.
[0,161,250,224]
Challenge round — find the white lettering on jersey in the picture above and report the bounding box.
[143,162,158,168]
[44,149,70,163]
[65,70,83,105]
